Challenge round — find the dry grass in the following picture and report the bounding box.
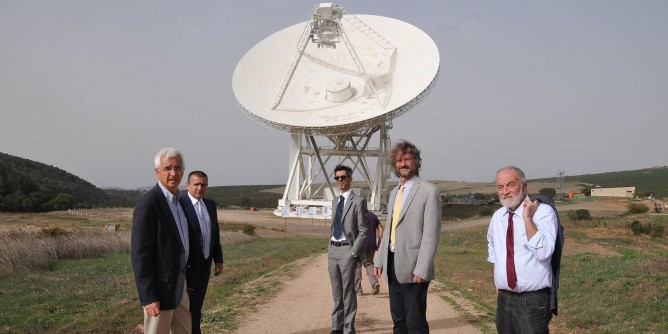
[0,208,258,277]
[220,230,256,244]
[0,227,130,276]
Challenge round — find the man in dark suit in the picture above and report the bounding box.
[328,164,368,334]
[180,171,224,334]
[131,147,192,333]
[374,140,442,334]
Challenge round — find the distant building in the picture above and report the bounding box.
[590,187,635,198]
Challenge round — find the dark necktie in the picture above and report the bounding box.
[332,195,344,239]
[506,212,517,289]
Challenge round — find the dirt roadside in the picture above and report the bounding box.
[232,252,482,334]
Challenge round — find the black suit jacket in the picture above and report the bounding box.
[181,196,224,289]
[131,184,188,310]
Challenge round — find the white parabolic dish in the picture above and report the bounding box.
[233,14,440,136]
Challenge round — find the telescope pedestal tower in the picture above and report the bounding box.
[281,122,392,213]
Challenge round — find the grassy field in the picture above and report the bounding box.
[435,208,668,334]
[0,210,326,333]
[2,205,667,333]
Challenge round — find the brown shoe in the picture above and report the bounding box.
[372,283,380,295]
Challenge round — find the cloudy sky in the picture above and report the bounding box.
[1,1,666,189]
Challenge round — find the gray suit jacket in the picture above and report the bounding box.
[374,176,442,283]
[331,191,369,258]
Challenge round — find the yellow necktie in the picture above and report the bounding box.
[390,185,404,247]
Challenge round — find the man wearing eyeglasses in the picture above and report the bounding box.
[373,140,442,334]
[328,164,368,334]
[132,148,192,334]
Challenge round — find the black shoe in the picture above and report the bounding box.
[331,330,343,334]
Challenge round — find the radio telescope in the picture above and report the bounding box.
[233,3,439,215]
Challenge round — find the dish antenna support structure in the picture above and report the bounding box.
[233,3,440,215]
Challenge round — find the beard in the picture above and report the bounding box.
[500,188,526,211]
[396,165,417,178]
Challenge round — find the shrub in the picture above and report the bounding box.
[627,202,650,214]
[630,220,666,238]
[575,209,592,220]
[651,223,665,238]
[566,209,592,222]
[478,206,494,217]
[39,227,71,238]
[630,221,646,235]
[242,224,256,236]
[538,188,557,198]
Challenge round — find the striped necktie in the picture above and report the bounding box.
[197,200,210,259]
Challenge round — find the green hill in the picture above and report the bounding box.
[204,185,282,209]
[534,166,668,198]
[0,152,108,212]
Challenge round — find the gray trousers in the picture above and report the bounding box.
[328,243,358,334]
[355,249,378,293]
[496,289,551,334]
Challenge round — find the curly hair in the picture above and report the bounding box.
[388,140,421,177]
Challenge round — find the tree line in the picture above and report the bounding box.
[0,153,108,212]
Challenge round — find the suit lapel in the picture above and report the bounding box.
[184,197,202,236]
[387,186,399,225]
[154,185,185,249]
[342,192,354,219]
[395,177,422,225]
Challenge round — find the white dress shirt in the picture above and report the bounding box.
[487,196,558,292]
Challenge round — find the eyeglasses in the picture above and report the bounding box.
[159,166,184,173]
[334,175,348,181]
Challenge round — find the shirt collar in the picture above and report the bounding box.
[187,193,202,205]
[400,177,415,191]
[157,182,179,204]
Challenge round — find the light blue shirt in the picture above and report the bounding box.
[158,182,189,261]
[487,196,558,292]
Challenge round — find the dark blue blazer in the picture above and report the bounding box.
[131,184,188,310]
[181,196,224,289]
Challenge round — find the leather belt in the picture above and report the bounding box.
[330,241,350,247]
[499,287,550,296]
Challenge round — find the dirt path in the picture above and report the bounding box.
[233,251,482,334]
[218,210,484,333]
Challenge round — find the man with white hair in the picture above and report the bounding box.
[132,148,191,333]
[487,166,559,334]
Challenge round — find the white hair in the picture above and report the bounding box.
[153,147,184,168]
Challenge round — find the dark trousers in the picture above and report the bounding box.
[496,288,551,334]
[387,251,430,334]
[188,280,210,334]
